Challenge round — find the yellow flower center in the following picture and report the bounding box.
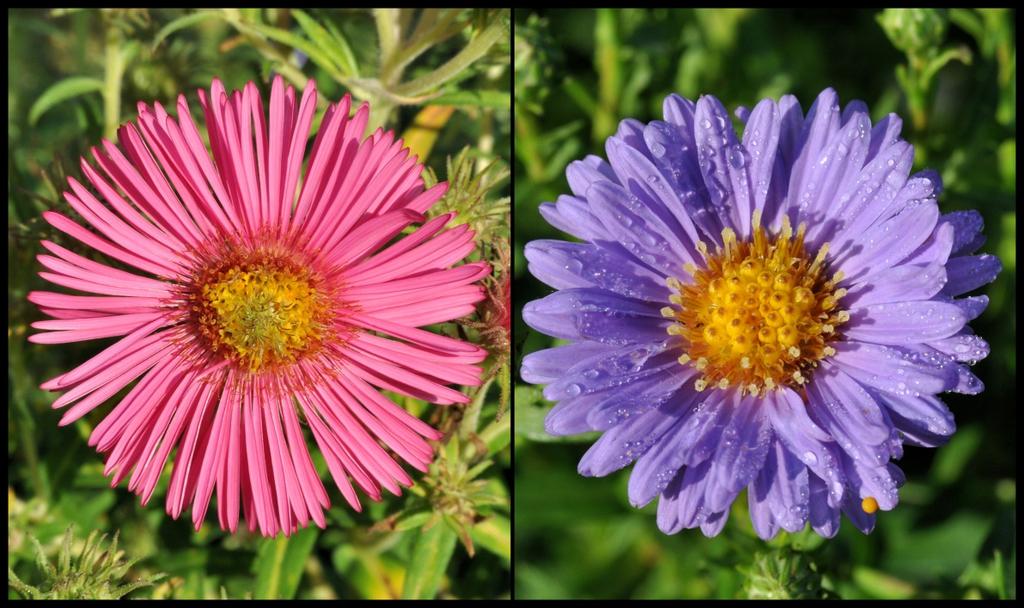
[662,211,848,395]
[191,255,331,372]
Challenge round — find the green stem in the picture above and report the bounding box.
[459,376,494,440]
[392,16,505,98]
[382,10,463,86]
[375,9,402,76]
[102,23,125,140]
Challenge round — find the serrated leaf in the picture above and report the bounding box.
[401,522,457,599]
[28,77,104,125]
[252,527,319,599]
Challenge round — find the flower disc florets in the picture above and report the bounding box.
[664,211,849,395]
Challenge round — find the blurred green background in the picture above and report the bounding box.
[513,8,1015,600]
[9,8,510,600]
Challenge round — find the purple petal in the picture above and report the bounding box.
[950,364,984,395]
[806,364,892,467]
[765,441,810,533]
[944,210,986,256]
[900,220,954,267]
[764,94,805,231]
[656,469,686,534]
[584,361,694,430]
[941,254,1001,296]
[705,393,772,512]
[844,300,966,345]
[520,342,615,384]
[748,472,781,540]
[787,89,841,220]
[587,180,693,276]
[643,120,723,242]
[614,118,648,153]
[871,390,955,437]
[522,287,668,345]
[808,474,840,538]
[543,340,670,399]
[951,295,989,321]
[566,155,618,198]
[831,142,914,242]
[694,95,747,234]
[841,492,877,535]
[741,98,782,223]
[700,509,729,537]
[627,387,708,507]
[578,391,692,477]
[840,451,901,510]
[606,135,703,254]
[843,262,947,308]
[865,112,903,164]
[801,108,871,241]
[525,240,671,301]
[663,93,697,128]
[830,341,955,397]
[926,332,990,363]
[834,200,939,283]
[657,460,713,533]
[767,388,847,505]
[544,394,599,435]
[538,195,611,242]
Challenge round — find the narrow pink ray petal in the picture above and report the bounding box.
[278,79,318,231]
[166,380,217,519]
[298,397,364,510]
[42,211,178,277]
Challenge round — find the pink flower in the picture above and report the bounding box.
[28,76,490,537]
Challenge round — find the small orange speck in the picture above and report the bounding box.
[861,497,879,514]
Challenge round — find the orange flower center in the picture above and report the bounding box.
[662,211,848,395]
[188,246,332,372]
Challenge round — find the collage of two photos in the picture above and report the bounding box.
[8,7,1016,600]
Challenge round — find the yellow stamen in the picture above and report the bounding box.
[861,497,879,514]
[195,261,328,371]
[664,213,847,391]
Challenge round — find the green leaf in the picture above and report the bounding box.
[852,566,916,599]
[401,521,458,599]
[28,77,105,125]
[394,510,433,531]
[425,89,510,110]
[252,527,319,599]
[293,10,358,78]
[152,10,219,50]
[241,21,345,83]
[320,15,361,78]
[470,515,510,563]
[931,423,982,485]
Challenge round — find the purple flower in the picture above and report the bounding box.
[521,88,1000,539]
